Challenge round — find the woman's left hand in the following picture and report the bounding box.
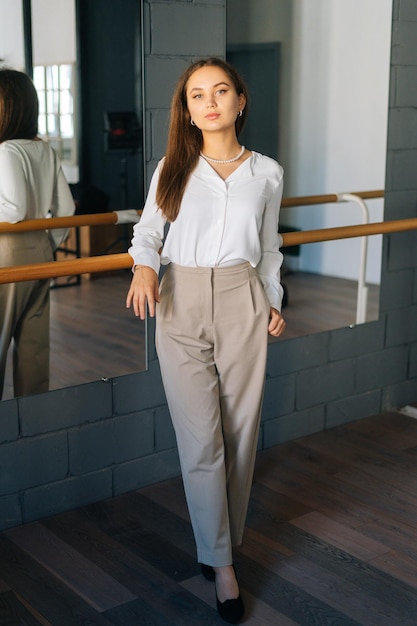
[268,307,286,337]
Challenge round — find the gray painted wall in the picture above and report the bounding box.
[0,0,416,531]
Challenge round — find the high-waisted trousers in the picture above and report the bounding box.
[155,262,270,567]
[0,231,54,399]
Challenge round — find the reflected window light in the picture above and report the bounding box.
[61,115,73,138]
[46,90,56,114]
[38,115,47,135]
[38,91,46,114]
[59,64,72,90]
[60,91,73,115]
[33,63,75,165]
[33,66,44,89]
[47,113,57,136]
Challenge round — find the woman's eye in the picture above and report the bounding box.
[216,89,226,95]
[193,94,202,99]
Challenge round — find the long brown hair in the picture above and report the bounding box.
[0,69,39,143]
[156,58,249,222]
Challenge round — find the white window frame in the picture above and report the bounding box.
[33,62,77,167]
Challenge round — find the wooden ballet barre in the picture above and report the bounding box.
[281,217,417,246]
[0,253,132,283]
[0,215,416,285]
[281,189,384,208]
[0,190,384,233]
[0,209,142,233]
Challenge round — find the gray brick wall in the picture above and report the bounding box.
[1,0,416,532]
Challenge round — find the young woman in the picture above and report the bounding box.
[127,57,286,623]
[0,69,75,398]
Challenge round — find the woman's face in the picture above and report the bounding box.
[186,65,245,134]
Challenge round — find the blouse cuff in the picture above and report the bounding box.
[128,248,160,275]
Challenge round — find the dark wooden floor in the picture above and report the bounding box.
[2,410,417,625]
[3,270,379,399]
[279,270,379,339]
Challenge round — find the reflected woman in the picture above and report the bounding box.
[0,69,75,399]
[127,58,286,623]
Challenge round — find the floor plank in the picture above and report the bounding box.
[290,511,390,561]
[0,536,113,625]
[0,589,48,626]
[5,523,137,612]
[3,411,417,624]
[267,554,412,626]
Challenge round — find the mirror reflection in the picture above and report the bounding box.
[0,0,146,400]
[226,0,392,340]
[0,0,392,399]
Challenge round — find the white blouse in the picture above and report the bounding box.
[0,139,75,249]
[128,151,285,310]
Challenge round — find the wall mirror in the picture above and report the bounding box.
[0,0,392,399]
[227,0,392,340]
[0,0,146,400]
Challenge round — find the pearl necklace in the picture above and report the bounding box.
[200,145,245,164]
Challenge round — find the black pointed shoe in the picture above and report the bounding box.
[216,594,244,624]
[201,563,216,581]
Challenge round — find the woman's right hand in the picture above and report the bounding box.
[126,266,160,319]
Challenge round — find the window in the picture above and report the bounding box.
[33,63,76,164]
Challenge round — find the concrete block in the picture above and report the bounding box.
[267,332,329,378]
[263,406,325,448]
[112,360,166,415]
[382,378,417,410]
[329,321,385,361]
[144,110,152,163]
[23,470,112,523]
[0,400,19,443]
[387,230,417,271]
[262,374,295,421]
[151,109,170,159]
[0,495,22,531]
[143,1,151,56]
[296,360,356,410]
[396,67,417,107]
[146,316,157,362]
[69,411,154,475]
[155,405,176,452]
[356,345,408,393]
[19,380,113,436]
[256,426,263,451]
[414,270,417,302]
[391,21,417,65]
[0,433,68,494]
[150,3,225,57]
[388,108,417,150]
[386,306,417,346]
[145,57,191,109]
[410,342,417,378]
[390,67,397,109]
[326,390,382,429]
[386,149,417,191]
[379,269,414,312]
[113,447,181,495]
[400,0,417,21]
[144,158,159,191]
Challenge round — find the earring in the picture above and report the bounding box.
[191,119,196,126]
[238,110,243,117]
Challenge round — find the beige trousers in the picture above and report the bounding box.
[156,262,270,567]
[0,231,54,398]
